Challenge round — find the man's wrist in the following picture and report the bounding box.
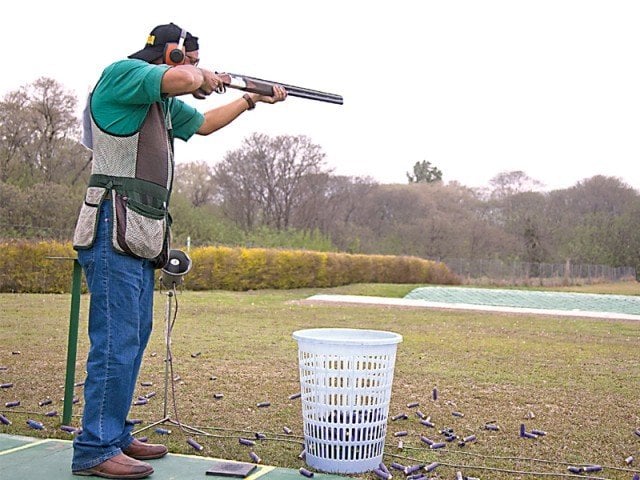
[243,93,256,110]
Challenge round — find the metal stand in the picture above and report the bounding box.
[133,287,206,436]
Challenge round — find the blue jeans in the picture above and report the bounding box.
[72,201,156,471]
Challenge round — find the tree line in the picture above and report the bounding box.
[1,78,639,272]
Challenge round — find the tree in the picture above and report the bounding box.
[406,160,442,183]
[214,133,330,230]
[174,160,216,207]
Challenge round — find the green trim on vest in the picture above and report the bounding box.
[89,174,170,210]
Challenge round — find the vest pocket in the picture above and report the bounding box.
[73,187,108,249]
[113,193,167,260]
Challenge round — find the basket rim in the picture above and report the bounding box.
[292,328,402,346]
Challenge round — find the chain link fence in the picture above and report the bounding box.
[441,258,637,285]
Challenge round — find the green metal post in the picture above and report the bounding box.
[62,259,82,426]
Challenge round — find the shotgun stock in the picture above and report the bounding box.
[217,72,343,105]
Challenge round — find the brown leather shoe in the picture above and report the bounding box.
[73,453,153,479]
[123,438,169,460]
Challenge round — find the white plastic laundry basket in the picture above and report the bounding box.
[292,328,403,474]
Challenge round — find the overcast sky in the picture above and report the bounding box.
[3,1,640,191]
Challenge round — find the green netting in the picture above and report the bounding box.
[404,286,640,315]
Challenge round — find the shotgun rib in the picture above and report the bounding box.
[217,73,343,105]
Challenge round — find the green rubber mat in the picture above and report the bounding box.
[0,434,350,480]
[404,286,640,315]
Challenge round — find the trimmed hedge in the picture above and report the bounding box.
[0,241,459,293]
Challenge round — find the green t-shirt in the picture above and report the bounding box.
[90,59,204,141]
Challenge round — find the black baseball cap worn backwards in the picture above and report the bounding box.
[129,22,199,62]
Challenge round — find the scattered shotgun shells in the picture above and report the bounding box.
[522,432,538,439]
[128,418,143,425]
[60,425,77,433]
[145,392,156,399]
[391,413,408,421]
[407,475,425,480]
[155,428,171,435]
[455,471,463,480]
[289,392,302,400]
[452,411,464,418]
[45,410,58,417]
[420,419,435,428]
[191,352,201,358]
[140,381,153,387]
[424,462,439,473]
[484,423,500,431]
[255,432,266,440]
[298,449,306,460]
[415,410,426,419]
[519,424,526,437]
[283,426,292,434]
[0,366,7,370]
[378,463,390,475]
[530,429,547,436]
[390,462,405,471]
[187,437,204,451]
[430,442,446,449]
[27,419,44,430]
[210,376,217,381]
[299,467,314,478]
[463,434,477,443]
[420,435,434,445]
[633,473,639,480]
[133,399,148,406]
[624,455,633,465]
[582,465,602,473]
[12,351,21,355]
[39,399,52,407]
[0,383,13,388]
[239,437,256,446]
[634,428,640,437]
[256,402,271,408]
[75,381,85,387]
[213,393,224,399]
[394,431,408,437]
[0,414,12,425]
[406,402,419,408]
[397,440,404,449]
[5,401,20,407]
[249,451,261,463]
[373,467,392,480]
[432,388,438,401]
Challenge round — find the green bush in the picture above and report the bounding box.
[0,242,460,293]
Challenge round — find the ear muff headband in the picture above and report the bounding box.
[165,28,187,65]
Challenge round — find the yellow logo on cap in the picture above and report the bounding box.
[146,34,155,46]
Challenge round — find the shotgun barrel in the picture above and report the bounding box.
[218,73,343,105]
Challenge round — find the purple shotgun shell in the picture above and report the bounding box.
[403,464,424,475]
[187,438,204,451]
[39,399,53,407]
[390,462,405,471]
[424,462,439,473]
[289,392,302,400]
[140,381,153,387]
[624,455,633,465]
[522,432,538,439]
[0,383,13,388]
[463,434,477,443]
[133,399,148,406]
[5,401,20,408]
[633,473,639,480]
[255,432,267,440]
[485,423,500,431]
[60,425,76,433]
[0,414,12,425]
[391,413,408,421]
[452,411,464,418]
[155,427,171,435]
[393,431,408,437]
[420,419,435,428]
[378,462,390,475]
[430,442,446,449]
[128,418,143,425]
[283,426,292,434]
[634,428,640,437]
[145,392,157,399]
[256,402,271,408]
[530,429,546,436]
[27,419,44,430]
[582,465,602,473]
[373,468,392,480]
[249,451,261,464]
[239,437,256,446]
[45,410,58,417]
[406,402,420,408]
[407,475,425,480]
[191,352,201,358]
[519,424,526,437]
[420,435,434,445]
[299,468,314,478]
[397,440,404,450]
[213,393,224,399]
[432,388,438,401]
[415,410,426,419]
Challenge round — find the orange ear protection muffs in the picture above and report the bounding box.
[164,28,187,65]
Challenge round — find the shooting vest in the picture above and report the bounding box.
[73,101,174,268]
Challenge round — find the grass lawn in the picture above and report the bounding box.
[0,282,639,479]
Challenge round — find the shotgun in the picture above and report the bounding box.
[216,72,343,105]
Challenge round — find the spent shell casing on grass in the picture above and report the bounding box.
[27,419,44,430]
[391,413,408,421]
[390,462,405,471]
[420,435,434,445]
[45,410,58,417]
[407,475,425,480]
[257,402,271,408]
[289,392,302,400]
[299,468,314,478]
[213,393,224,399]
[0,383,13,388]
[452,411,464,418]
[415,410,426,419]
[298,449,306,460]
[0,414,11,425]
[424,462,439,473]
[378,462,390,475]
[567,466,582,474]
[393,431,408,437]
[283,426,292,434]
[60,425,76,433]
[633,474,639,480]
[634,428,640,437]
[5,400,20,407]
[373,468,392,480]
[403,464,424,475]
[432,388,438,400]
[137,437,148,443]
[191,352,201,358]
[484,423,500,431]
[455,471,463,480]
[145,392,156,399]
[155,428,171,435]
[140,381,153,387]
[519,424,526,437]
[127,418,143,425]
[255,432,266,440]
[430,442,446,449]
[187,438,204,451]
[420,419,435,428]
[462,435,476,443]
[522,432,538,439]
[582,465,602,473]
[39,399,52,406]
[530,429,546,436]
[239,437,256,446]
[249,451,261,463]
[624,455,633,465]
[406,402,419,408]
[397,440,404,449]
[133,399,148,406]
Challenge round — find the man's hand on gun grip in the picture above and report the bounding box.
[193,69,225,99]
